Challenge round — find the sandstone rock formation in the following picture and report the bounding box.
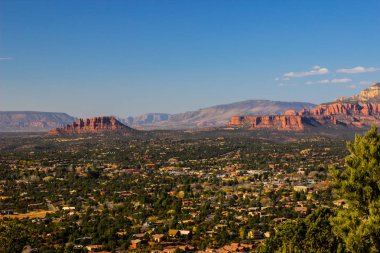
[228,83,380,130]
[49,116,133,135]
[228,115,341,130]
[336,83,380,102]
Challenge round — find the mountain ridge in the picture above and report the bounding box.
[125,100,316,129]
[228,83,380,130]
[0,100,319,132]
[0,111,75,132]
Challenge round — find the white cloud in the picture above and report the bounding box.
[283,66,329,78]
[318,79,330,84]
[330,78,352,83]
[0,57,12,61]
[306,78,352,85]
[336,66,380,74]
[277,83,298,87]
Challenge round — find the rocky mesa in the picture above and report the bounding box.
[228,83,380,130]
[49,116,134,135]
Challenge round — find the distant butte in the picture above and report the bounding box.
[49,116,134,135]
[228,83,380,130]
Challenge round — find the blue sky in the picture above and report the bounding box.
[1,1,380,117]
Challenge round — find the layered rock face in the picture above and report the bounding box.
[250,115,305,130]
[49,116,132,135]
[336,83,380,102]
[229,115,305,130]
[311,103,380,116]
[228,83,380,130]
[228,109,348,130]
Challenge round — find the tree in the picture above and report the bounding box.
[0,220,36,253]
[239,227,246,240]
[330,125,380,252]
[259,208,341,253]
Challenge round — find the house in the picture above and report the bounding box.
[62,206,75,211]
[168,229,180,238]
[85,245,103,252]
[116,230,127,236]
[130,239,141,249]
[179,230,192,238]
[273,217,287,223]
[247,230,263,239]
[132,233,145,239]
[152,234,165,243]
[22,245,38,253]
[179,245,195,251]
[294,206,308,213]
[293,185,309,192]
[73,245,83,250]
[333,199,349,208]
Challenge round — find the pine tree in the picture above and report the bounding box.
[330,125,380,252]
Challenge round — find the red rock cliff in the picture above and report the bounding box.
[228,102,380,130]
[228,115,306,130]
[49,116,132,135]
[311,102,380,116]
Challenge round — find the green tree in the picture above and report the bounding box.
[0,220,36,253]
[259,208,341,253]
[330,125,380,252]
[239,227,246,240]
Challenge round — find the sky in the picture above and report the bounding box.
[1,0,380,117]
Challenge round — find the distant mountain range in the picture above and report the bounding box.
[0,111,75,132]
[229,83,380,131]
[0,100,315,132]
[122,113,171,126]
[123,100,316,129]
[4,84,380,133]
[0,100,316,132]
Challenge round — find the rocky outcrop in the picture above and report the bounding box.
[336,83,380,102]
[311,102,380,116]
[49,116,133,135]
[250,115,304,130]
[228,115,344,130]
[228,83,380,130]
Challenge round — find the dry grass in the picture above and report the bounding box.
[0,210,53,219]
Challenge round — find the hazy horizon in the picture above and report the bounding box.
[2,1,380,117]
[0,98,318,118]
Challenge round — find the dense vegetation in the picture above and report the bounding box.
[0,128,376,252]
[260,126,380,253]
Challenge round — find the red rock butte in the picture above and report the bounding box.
[228,83,380,130]
[49,116,132,135]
